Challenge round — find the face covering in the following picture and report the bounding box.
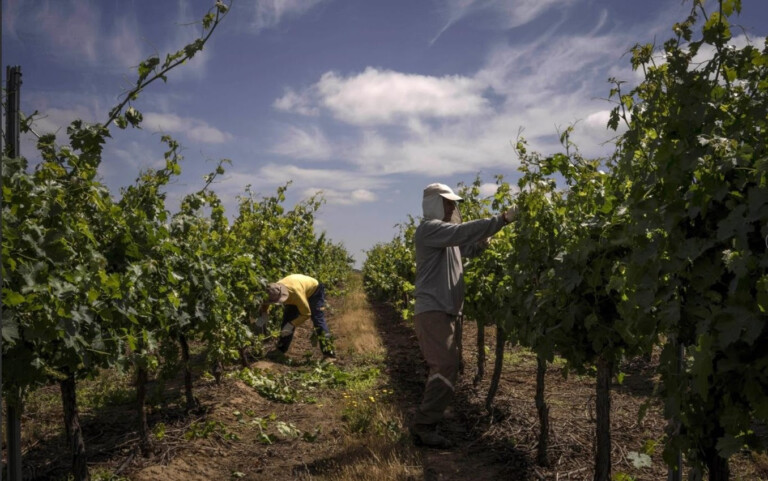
[422,195,463,224]
[450,206,462,224]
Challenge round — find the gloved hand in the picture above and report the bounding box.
[280,322,295,337]
[503,205,518,223]
[255,312,269,328]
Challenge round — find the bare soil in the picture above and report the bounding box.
[6,280,768,480]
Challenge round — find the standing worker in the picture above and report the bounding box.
[261,274,336,361]
[410,183,517,448]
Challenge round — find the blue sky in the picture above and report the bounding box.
[4,0,768,267]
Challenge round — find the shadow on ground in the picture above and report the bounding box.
[15,357,208,481]
[368,300,534,481]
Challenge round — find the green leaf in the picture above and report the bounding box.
[721,0,741,16]
[2,319,20,342]
[3,290,25,306]
[715,434,744,458]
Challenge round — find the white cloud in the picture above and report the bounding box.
[319,68,490,125]
[334,119,521,177]
[265,1,704,182]
[272,12,645,176]
[271,125,333,160]
[256,163,388,191]
[302,188,378,205]
[584,110,611,130]
[479,183,499,197]
[28,106,100,143]
[203,162,388,212]
[188,125,233,144]
[691,34,764,67]
[261,0,768,209]
[278,67,490,125]
[274,88,320,116]
[143,112,186,131]
[105,140,165,175]
[246,0,329,32]
[143,112,233,144]
[269,37,623,180]
[351,189,377,202]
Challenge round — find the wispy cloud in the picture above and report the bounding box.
[206,162,387,209]
[255,163,388,191]
[301,187,378,205]
[164,0,214,79]
[143,112,233,143]
[431,0,575,45]
[106,140,166,175]
[271,125,333,160]
[12,0,218,76]
[7,0,146,72]
[244,0,329,33]
[2,0,21,38]
[36,0,100,64]
[108,16,144,71]
[28,106,101,142]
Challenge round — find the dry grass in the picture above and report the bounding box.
[302,404,421,481]
[309,273,419,480]
[332,273,385,358]
[320,441,421,481]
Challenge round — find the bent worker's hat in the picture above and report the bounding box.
[266,283,289,303]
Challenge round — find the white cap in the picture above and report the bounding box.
[423,183,462,201]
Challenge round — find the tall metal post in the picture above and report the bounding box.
[1,18,4,481]
[4,65,23,481]
[1,16,4,481]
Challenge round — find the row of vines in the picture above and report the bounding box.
[2,3,353,480]
[362,2,767,480]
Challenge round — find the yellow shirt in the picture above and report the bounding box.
[278,274,319,326]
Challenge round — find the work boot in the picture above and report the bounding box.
[410,423,454,449]
[441,419,467,433]
[321,350,336,364]
[265,349,288,363]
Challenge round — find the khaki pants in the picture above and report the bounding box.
[413,311,460,426]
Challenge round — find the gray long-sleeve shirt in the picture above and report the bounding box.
[413,214,507,316]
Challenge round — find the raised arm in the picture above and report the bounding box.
[419,214,507,249]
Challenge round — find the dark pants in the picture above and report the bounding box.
[276,283,334,355]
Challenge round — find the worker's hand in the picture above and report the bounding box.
[503,205,518,223]
[280,322,295,337]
